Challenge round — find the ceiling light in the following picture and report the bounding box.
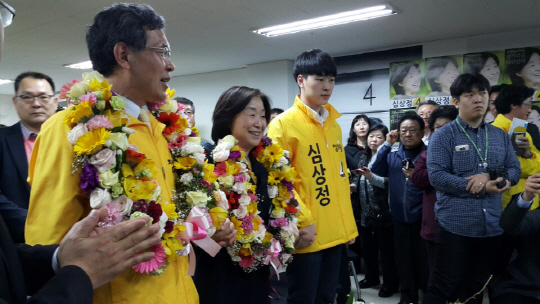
[0,79,12,85]
[253,5,396,37]
[64,60,93,69]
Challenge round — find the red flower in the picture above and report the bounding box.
[252,142,264,157]
[228,192,239,210]
[284,206,298,214]
[126,149,146,166]
[157,112,181,135]
[147,201,163,224]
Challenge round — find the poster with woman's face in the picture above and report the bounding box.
[506,47,540,101]
[389,60,426,108]
[464,51,507,86]
[424,55,462,105]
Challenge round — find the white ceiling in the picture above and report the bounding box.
[1,0,540,95]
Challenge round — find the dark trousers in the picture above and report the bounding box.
[287,245,343,304]
[425,240,435,277]
[394,221,429,304]
[361,225,399,289]
[423,226,502,304]
[336,245,352,304]
[491,293,540,304]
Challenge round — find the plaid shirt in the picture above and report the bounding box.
[427,117,521,237]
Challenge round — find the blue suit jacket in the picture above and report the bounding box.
[0,122,30,243]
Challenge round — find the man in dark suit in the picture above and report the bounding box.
[0,71,58,243]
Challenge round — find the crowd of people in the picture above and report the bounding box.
[0,2,539,304]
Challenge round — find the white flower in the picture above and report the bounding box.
[232,182,245,194]
[111,195,133,215]
[68,123,88,145]
[214,190,229,211]
[186,191,209,207]
[151,185,161,201]
[232,205,247,218]
[281,221,300,238]
[158,212,169,237]
[271,207,285,218]
[90,188,112,209]
[277,156,288,167]
[107,133,129,151]
[180,172,194,185]
[268,185,278,198]
[238,194,251,206]
[194,152,206,165]
[69,81,90,100]
[98,170,119,189]
[219,175,234,188]
[212,148,230,162]
[82,71,105,82]
[122,127,136,134]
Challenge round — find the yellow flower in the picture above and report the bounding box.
[262,232,273,246]
[238,243,252,257]
[166,87,175,100]
[121,163,134,178]
[162,224,185,261]
[161,203,178,220]
[191,126,200,136]
[209,207,228,229]
[272,197,288,209]
[247,202,258,215]
[89,77,112,101]
[64,101,95,128]
[173,157,196,170]
[225,160,241,175]
[259,143,283,166]
[123,177,156,201]
[249,183,257,193]
[253,215,261,231]
[281,166,297,182]
[268,170,284,185]
[203,162,218,184]
[134,159,157,178]
[278,184,290,199]
[230,216,244,240]
[74,128,110,155]
[104,110,126,128]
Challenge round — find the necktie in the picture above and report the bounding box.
[138,109,153,135]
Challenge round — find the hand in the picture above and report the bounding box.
[211,218,237,247]
[516,137,531,150]
[57,208,161,289]
[485,178,510,194]
[295,223,316,249]
[349,183,356,194]
[386,130,399,145]
[346,238,356,245]
[357,167,373,181]
[402,167,414,179]
[465,173,490,194]
[523,173,540,201]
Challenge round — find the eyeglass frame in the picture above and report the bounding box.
[0,1,15,28]
[144,46,172,63]
[16,94,56,104]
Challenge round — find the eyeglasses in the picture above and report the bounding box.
[522,102,533,108]
[184,110,194,116]
[400,129,419,135]
[145,46,171,63]
[16,94,55,104]
[0,1,15,28]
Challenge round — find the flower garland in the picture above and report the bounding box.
[212,135,300,272]
[62,71,185,275]
[147,91,223,262]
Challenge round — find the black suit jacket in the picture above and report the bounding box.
[0,122,30,243]
[0,212,93,304]
[490,194,540,298]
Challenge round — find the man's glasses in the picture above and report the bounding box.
[145,46,171,63]
[400,129,419,135]
[16,94,55,104]
[0,1,15,28]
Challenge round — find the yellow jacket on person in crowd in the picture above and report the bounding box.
[268,96,358,254]
[492,114,540,210]
[25,108,199,304]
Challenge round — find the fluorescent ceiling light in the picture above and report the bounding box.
[0,79,12,85]
[64,60,93,69]
[253,5,396,37]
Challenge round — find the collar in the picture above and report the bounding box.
[114,93,142,118]
[20,122,37,139]
[456,116,486,130]
[491,113,512,132]
[293,95,340,125]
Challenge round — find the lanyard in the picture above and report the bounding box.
[456,120,489,168]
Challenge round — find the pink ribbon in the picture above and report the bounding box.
[178,207,222,276]
[264,239,284,280]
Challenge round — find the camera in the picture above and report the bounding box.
[488,167,508,189]
[402,158,415,170]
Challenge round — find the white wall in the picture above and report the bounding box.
[0,94,17,126]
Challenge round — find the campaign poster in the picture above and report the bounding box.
[424,55,463,106]
[389,60,426,109]
[505,47,540,101]
[389,107,416,130]
[463,51,508,86]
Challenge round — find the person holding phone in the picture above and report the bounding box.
[371,113,428,304]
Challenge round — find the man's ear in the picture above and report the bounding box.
[297,74,305,88]
[113,42,131,70]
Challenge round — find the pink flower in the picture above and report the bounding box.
[89,148,116,173]
[80,93,97,104]
[132,244,167,274]
[147,100,167,111]
[240,215,254,234]
[86,115,113,131]
[234,174,247,183]
[270,218,288,228]
[98,202,124,227]
[248,193,258,202]
[239,255,254,268]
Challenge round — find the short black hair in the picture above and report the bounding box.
[416,100,439,111]
[489,84,507,95]
[347,114,370,146]
[493,85,534,115]
[531,104,540,113]
[450,73,490,100]
[14,71,55,93]
[212,86,271,144]
[293,49,337,82]
[174,97,195,112]
[368,123,389,138]
[428,105,458,132]
[507,47,540,85]
[271,108,284,115]
[426,57,459,92]
[398,112,425,131]
[86,3,165,76]
[390,63,420,95]
[464,52,500,74]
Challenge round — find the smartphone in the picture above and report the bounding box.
[402,158,414,169]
